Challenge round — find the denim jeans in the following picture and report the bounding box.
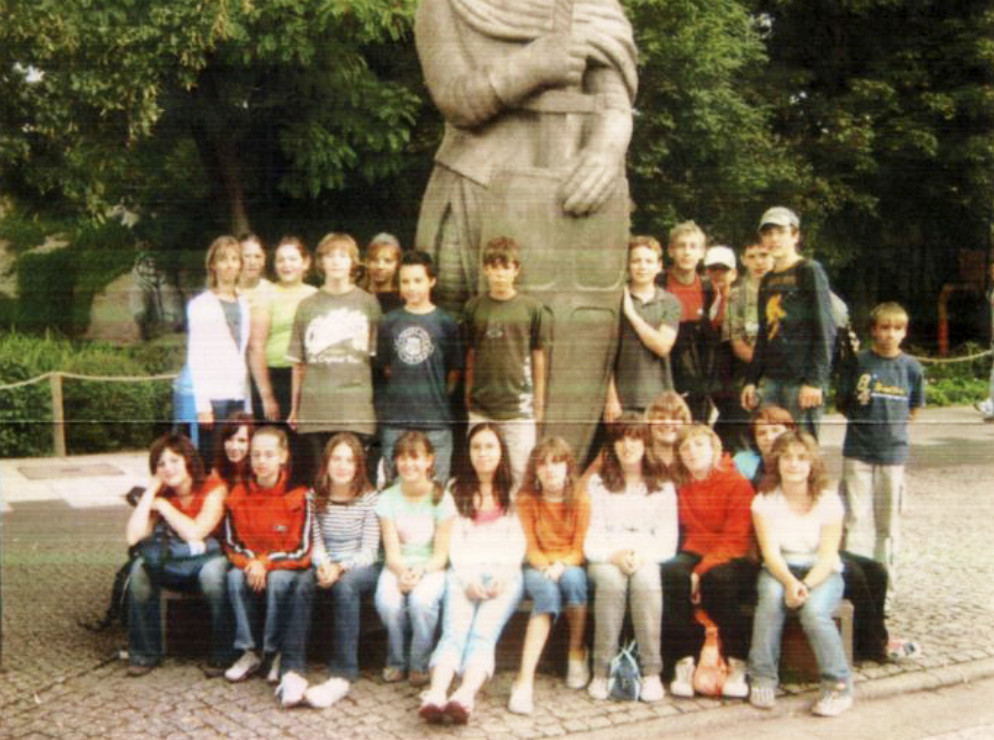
[757,379,823,440]
[316,563,379,680]
[128,554,233,667]
[380,427,454,487]
[431,570,523,678]
[748,567,851,690]
[374,568,447,673]
[523,565,588,617]
[227,567,315,675]
[589,562,663,677]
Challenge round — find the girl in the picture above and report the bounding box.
[287,233,381,487]
[732,405,795,487]
[748,432,853,716]
[238,233,274,307]
[248,236,316,423]
[510,436,591,715]
[666,424,756,699]
[361,232,403,313]
[584,413,678,702]
[304,433,381,709]
[374,431,456,686]
[223,427,314,708]
[125,433,231,677]
[419,424,525,724]
[210,411,254,490]
[186,235,250,467]
[645,391,693,478]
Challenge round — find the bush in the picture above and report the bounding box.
[914,342,991,407]
[0,332,181,457]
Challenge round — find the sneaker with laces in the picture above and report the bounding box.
[276,671,309,708]
[722,658,749,699]
[640,675,664,703]
[508,682,534,715]
[812,684,853,717]
[749,684,776,709]
[305,677,350,709]
[566,650,590,689]
[670,656,695,698]
[587,676,610,701]
[225,650,262,682]
[266,653,282,684]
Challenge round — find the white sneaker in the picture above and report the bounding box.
[508,682,534,715]
[812,684,853,717]
[225,650,262,682]
[749,684,776,709]
[566,651,590,689]
[587,676,610,701]
[276,670,309,708]
[974,399,994,419]
[640,675,664,703]
[722,658,748,699]
[266,653,282,684]
[670,656,695,698]
[305,677,350,709]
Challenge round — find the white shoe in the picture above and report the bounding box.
[266,653,282,684]
[225,650,261,682]
[640,675,664,703]
[812,684,853,717]
[749,684,776,709]
[508,682,534,715]
[587,676,609,701]
[670,656,695,698]
[305,677,350,708]
[722,658,748,699]
[276,670,309,708]
[566,651,590,689]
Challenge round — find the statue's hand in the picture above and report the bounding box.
[519,33,586,90]
[559,149,621,215]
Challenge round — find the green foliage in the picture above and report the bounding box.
[914,342,992,407]
[0,332,179,457]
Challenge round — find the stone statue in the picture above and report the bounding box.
[414,0,638,462]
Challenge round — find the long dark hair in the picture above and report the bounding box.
[211,411,254,489]
[149,432,205,493]
[452,423,514,519]
[313,432,373,506]
[599,412,663,493]
[393,430,443,505]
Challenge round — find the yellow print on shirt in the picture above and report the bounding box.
[766,294,786,341]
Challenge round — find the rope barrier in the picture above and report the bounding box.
[906,349,992,365]
[0,371,178,392]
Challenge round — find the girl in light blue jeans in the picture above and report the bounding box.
[748,432,853,717]
[419,423,525,725]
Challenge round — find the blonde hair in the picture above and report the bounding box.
[360,233,402,291]
[315,232,360,282]
[758,432,828,501]
[205,235,242,289]
[869,301,909,329]
[674,423,723,487]
[668,221,706,247]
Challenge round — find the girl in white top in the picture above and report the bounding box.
[186,235,250,465]
[584,412,678,703]
[419,423,526,724]
[748,431,853,717]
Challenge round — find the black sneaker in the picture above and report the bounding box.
[127,663,155,677]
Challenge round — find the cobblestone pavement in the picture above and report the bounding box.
[2,408,993,740]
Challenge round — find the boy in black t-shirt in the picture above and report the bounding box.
[741,207,836,438]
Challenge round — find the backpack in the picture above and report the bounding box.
[79,553,135,632]
[608,640,642,701]
[692,609,728,697]
[833,321,861,417]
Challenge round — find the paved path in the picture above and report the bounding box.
[1,407,993,740]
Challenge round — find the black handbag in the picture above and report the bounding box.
[136,523,222,583]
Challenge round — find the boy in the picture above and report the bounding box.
[604,236,681,421]
[665,221,718,422]
[841,302,924,591]
[378,250,463,485]
[741,207,836,438]
[287,233,381,486]
[726,242,774,366]
[703,245,746,452]
[464,237,550,485]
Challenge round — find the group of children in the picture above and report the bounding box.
[147,205,926,721]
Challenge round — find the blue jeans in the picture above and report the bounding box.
[431,570,523,678]
[227,567,315,675]
[316,563,379,680]
[127,554,233,667]
[748,567,851,690]
[375,568,447,673]
[757,379,823,440]
[380,427,454,487]
[523,565,588,617]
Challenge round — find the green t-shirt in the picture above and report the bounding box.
[375,483,456,566]
[266,282,317,368]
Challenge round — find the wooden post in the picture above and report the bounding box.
[50,372,67,457]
